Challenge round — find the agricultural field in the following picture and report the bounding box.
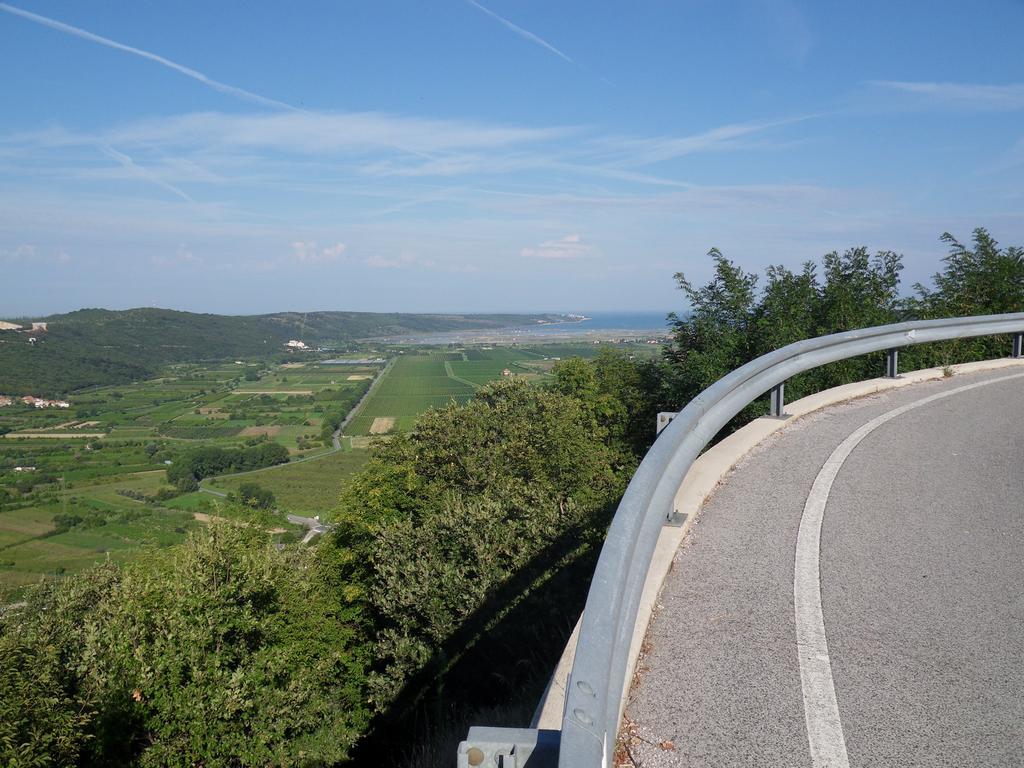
[345,353,477,435]
[0,357,382,598]
[0,470,200,597]
[204,446,370,519]
[343,341,657,436]
[0,341,649,598]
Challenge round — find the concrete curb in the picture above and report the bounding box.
[531,357,1024,730]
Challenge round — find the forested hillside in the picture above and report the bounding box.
[0,308,561,394]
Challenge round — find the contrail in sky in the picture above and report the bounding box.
[465,0,576,65]
[97,144,195,203]
[0,2,295,110]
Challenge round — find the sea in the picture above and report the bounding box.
[376,311,674,345]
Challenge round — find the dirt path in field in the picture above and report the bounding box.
[194,358,392,497]
[234,389,313,395]
[238,425,282,437]
[192,511,286,534]
[444,360,481,389]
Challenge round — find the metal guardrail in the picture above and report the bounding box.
[458,314,1024,768]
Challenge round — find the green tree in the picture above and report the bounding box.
[329,377,636,714]
[905,228,1024,368]
[663,248,759,414]
[236,482,275,509]
[915,228,1024,317]
[0,527,371,768]
[0,565,122,767]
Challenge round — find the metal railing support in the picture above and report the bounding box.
[769,381,786,418]
[1014,332,1023,358]
[655,412,677,435]
[458,728,559,768]
[886,347,900,378]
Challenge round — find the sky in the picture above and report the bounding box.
[1,0,1023,316]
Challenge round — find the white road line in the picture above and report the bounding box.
[795,371,1024,768]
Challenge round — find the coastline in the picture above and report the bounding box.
[365,312,670,345]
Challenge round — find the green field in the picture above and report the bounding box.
[205,448,370,518]
[342,342,653,436]
[0,357,384,598]
[346,354,477,435]
[0,471,199,597]
[0,341,647,598]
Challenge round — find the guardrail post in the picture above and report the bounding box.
[1013,332,1023,358]
[457,728,559,768]
[655,411,678,435]
[886,347,899,378]
[769,381,786,418]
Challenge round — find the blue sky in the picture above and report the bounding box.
[1,0,1022,316]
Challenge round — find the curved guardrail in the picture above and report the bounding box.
[458,313,1024,768]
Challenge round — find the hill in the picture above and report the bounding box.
[0,307,562,395]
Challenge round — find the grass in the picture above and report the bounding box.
[0,356,375,597]
[345,348,571,436]
[346,355,476,435]
[0,499,196,598]
[344,344,651,436]
[205,448,370,518]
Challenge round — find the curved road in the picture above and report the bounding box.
[624,368,1024,767]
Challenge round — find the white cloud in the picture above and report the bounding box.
[152,243,203,266]
[521,233,592,259]
[594,115,818,167]
[0,108,808,195]
[92,111,575,157]
[358,251,483,272]
[0,244,37,262]
[1,243,72,265]
[869,81,1024,110]
[363,251,436,270]
[290,241,348,264]
[983,136,1024,174]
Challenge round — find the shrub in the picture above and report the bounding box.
[236,482,275,509]
[0,526,371,767]
[330,374,642,714]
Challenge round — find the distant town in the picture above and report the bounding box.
[0,394,70,409]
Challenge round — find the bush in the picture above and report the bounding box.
[330,374,644,715]
[236,482,275,509]
[0,526,371,767]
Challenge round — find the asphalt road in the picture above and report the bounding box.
[624,368,1024,767]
